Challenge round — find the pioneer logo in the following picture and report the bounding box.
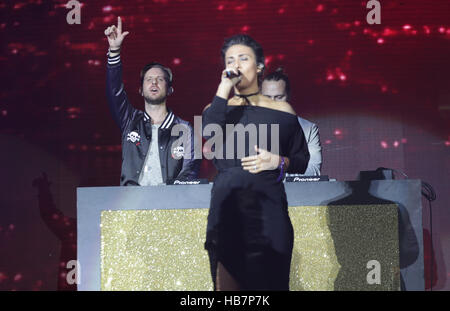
[173,180,201,185]
[293,177,321,182]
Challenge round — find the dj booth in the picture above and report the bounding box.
[77,179,424,291]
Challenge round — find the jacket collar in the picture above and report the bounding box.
[143,109,175,130]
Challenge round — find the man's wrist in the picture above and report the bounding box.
[109,46,121,53]
[108,46,121,58]
[107,49,121,65]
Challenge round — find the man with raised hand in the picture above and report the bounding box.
[105,17,200,186]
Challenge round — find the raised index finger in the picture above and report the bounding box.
[117,16,122,33]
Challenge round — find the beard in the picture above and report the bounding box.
[144,93,167,106]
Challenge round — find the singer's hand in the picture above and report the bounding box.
[241,146,281,174]
[216,68,241,99]
[104,16,130,50]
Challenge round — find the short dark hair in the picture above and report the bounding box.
[221,34,265,75]
[140,62,173,87]
[262,67,291,101]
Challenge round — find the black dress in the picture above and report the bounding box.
[202,95,310,290]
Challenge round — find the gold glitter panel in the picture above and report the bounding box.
[101,209,212,291]
[289,204,400,291]
[101,204,399,291]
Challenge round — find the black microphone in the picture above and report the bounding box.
[225,69,241,79]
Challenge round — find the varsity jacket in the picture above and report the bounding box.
[106,53,200,186]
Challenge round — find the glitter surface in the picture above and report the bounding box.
[289,204,400,291]
[101,209,212,291]
[101,204,399,291]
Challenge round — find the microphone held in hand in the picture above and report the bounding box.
[225,69,241,79]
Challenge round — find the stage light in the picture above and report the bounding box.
[264,55,273,66]
[13,3,25,10]
[67,107,81,114]
[234,3,247,11]
[13,273,22,282]
[0,272,7,283]
[383,28,394,36]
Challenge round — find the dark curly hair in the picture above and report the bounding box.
[221,34,265,76]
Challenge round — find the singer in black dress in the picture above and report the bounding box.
[202,34,310,290]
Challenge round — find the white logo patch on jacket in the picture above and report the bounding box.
[127,131,141,143]
[172,145,185,159]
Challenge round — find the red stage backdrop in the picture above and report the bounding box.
[0,0,449,290]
